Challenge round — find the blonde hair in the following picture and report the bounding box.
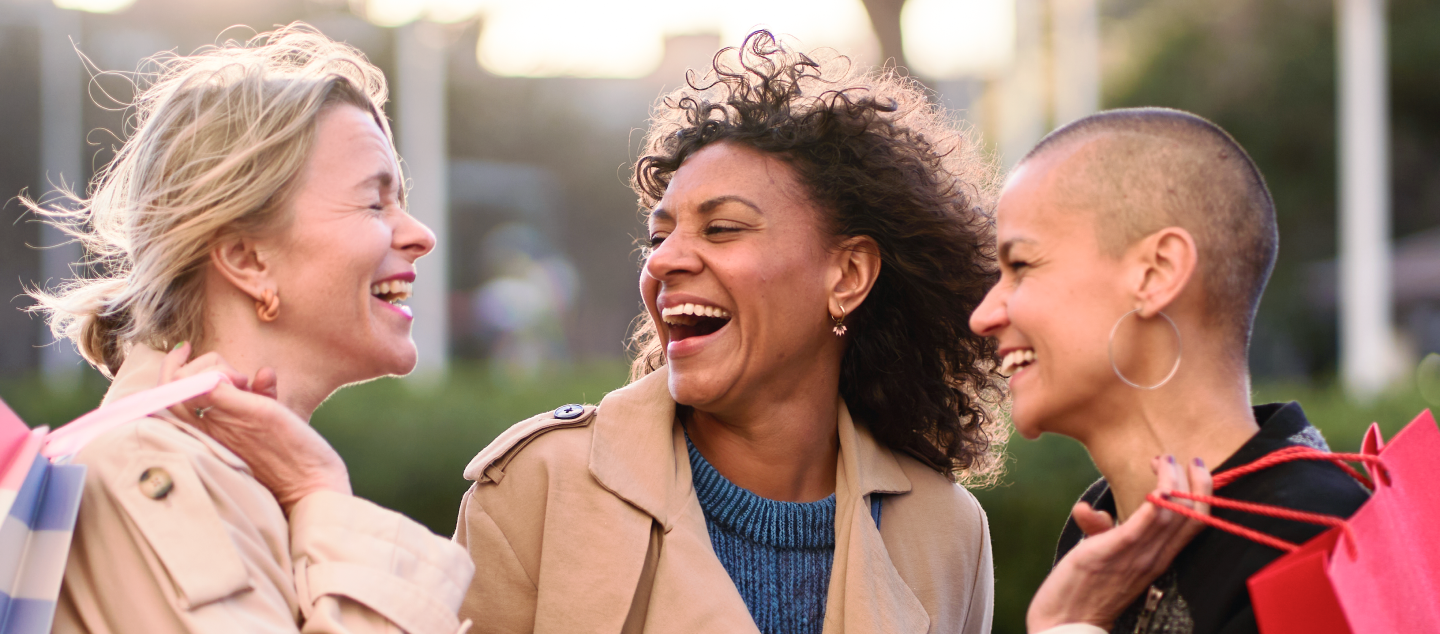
[27,22,395,377]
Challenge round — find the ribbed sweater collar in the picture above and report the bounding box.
[686,435,836,549]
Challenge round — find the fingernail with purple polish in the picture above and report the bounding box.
[1194,457,1205,467]
[1167,455,1176,465]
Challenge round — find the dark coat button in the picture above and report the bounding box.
[139,467,174,500]
[554,404,585,420]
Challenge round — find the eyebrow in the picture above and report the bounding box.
[698,195,762,215]
[358,169,394,191]
[998,237,1036,261]
[649,194,763,224]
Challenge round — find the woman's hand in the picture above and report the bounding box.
[1026,455,1213,633]
[161,343,352,513]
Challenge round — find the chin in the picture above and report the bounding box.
[666,367,727,410]
[1009,399,1048,441]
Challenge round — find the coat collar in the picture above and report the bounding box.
[587,366,915,527]
[101,346,250,472]
[587,365,929,633]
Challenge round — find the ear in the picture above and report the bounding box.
[209,235,274,303]
[829,236,882,316]
[1131,227,1198,317]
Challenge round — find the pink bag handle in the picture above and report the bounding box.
[1146,446,1385,553]
[42,371,226,459]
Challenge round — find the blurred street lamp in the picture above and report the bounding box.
[38,3,86,387]
[999,0,1045,168]
[1337,0,1396,398]
[359,1,484,378]
[1050,0,1099,126]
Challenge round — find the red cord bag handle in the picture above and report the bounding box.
[1146,446,1385,553]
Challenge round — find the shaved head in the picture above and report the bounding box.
[1022,107,1278,350]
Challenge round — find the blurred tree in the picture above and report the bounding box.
[1102,0,1440,379]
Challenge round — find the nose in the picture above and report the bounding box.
[969,282,1010,338]
[395,207,437,261]
[643,231,702,284]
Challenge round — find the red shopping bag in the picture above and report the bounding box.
[1148,410,1440,634]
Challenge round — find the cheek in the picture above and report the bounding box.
[281,220,388,313]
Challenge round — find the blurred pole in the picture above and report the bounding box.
[39,4,84,387]
[1000,0,1046,168]
[1050,0,1100,125]
[1337,0,1394,399]
[395,21,450,377]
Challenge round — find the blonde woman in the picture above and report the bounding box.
[28,24,473,633]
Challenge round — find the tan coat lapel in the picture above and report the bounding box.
[587,370,932,633]
[588,368,759,632]
[823,401,931,633]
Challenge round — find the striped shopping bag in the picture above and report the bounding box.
[0,399,83,634]
[0,371,225,633]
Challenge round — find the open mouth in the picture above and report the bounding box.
[371,279,414,317]
[999,348,1036,375]
[661,303,732,342]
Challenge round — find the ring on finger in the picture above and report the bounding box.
[194,407,213,419]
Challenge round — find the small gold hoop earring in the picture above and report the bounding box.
[831,304,847,337]
[1108,308,1182,390]
[256,289,280,323]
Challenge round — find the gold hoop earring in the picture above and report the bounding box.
[1107,309,1182,389]
[256,288,280,323]
[831,304,847,337]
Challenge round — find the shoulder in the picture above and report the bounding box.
[882,453,994,629]
[462,403,599,484]
[885,453,990,550]
[1222,457,1370,519]
[72,414,240,477]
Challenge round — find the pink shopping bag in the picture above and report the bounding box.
[1150,410,1440,634]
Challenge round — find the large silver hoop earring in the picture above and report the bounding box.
[1108,309,1182,390]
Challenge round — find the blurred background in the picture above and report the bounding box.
[0,0,1437,631]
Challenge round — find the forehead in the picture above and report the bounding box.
[995,150,1094,249]
[651,142,808,222]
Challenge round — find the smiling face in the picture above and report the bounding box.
[257,104,435,382]
[968,150,1137,441]
[642,142,844,415]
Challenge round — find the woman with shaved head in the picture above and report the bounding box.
[970,107,1370,633]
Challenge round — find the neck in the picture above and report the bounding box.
[200,298,340,421]
[1077,352,1258,522]
[684,355,843,503]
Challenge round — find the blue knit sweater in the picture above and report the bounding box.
[686,437,835,634]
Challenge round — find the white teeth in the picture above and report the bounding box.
[660,302,732,323]
[370,280,414,303]
[999,349,1037,375]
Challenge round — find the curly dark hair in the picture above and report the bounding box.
[628,31,1008,482]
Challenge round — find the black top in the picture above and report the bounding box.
[1053,403,1371,634]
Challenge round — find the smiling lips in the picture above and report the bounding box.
[371,279,414,318]
[661,303,733,342]
[999,348,1036,375]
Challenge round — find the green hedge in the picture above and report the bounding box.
[1,365,1432,633]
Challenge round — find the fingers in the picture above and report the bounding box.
[1073,502,1116,537]
[1173,457,1213,542]
[251,367,279,400]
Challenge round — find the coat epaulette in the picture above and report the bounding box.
[462,404,598,484]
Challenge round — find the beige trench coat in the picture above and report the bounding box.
[55,346,476,634]
[454,367,994,634]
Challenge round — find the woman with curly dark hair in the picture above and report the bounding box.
[453,31,1210,634]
